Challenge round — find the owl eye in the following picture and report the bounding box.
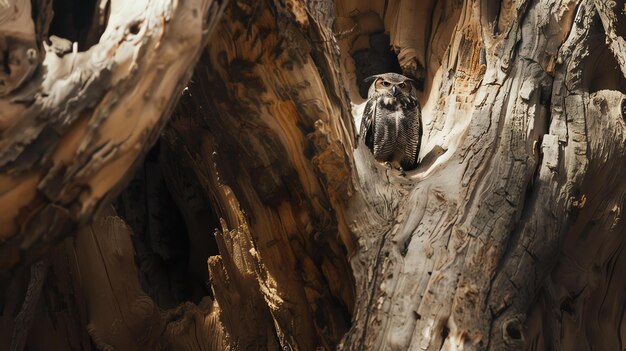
[399,82,406,88]
[382,81,391,87]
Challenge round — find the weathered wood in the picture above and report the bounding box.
[0,0,227,279]
[159,1,358,347]
[526,88,626,350]
[2,0,626,350]
[336,0,626,350]
[2,207,250,350]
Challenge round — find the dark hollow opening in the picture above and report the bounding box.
[583,12,626,95]
[482,0,502,35]
[505,323,523,340]
[352,31,403,98]
[129,22,141,35]
[114,141,220,309]
[560,297,576,315]
[2,49,10,75]
[347,11,405,99]
[441,325,449,339]
[438,324,450,350]
[48,0,108,51]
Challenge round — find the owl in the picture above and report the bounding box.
[359,73,422,171]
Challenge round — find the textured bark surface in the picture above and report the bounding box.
[1,0,626,350]
[337,1,626,349]
[0,0,226,279]
[160,2,358,347]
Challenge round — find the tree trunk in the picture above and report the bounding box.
[1,0,626,350]
[0,0,225,279]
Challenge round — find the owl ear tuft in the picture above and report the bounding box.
[363,75,378,85]
[404,78,416,89]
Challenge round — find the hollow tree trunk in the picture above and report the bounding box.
[1,0,626,350]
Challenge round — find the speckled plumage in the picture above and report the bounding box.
[359,73,422,170]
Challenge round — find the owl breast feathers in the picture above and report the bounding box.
[359,73,422,171]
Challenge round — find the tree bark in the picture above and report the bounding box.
[0,0,226,279]
[1,0,626,350]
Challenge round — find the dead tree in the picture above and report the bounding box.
[1,0,625,350]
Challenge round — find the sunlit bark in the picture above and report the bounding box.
[1,0,625,350]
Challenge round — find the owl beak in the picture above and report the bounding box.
[390,86,399,96]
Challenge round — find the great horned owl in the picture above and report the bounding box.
[359,72,422,171]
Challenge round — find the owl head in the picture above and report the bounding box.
[365,73,413,99]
